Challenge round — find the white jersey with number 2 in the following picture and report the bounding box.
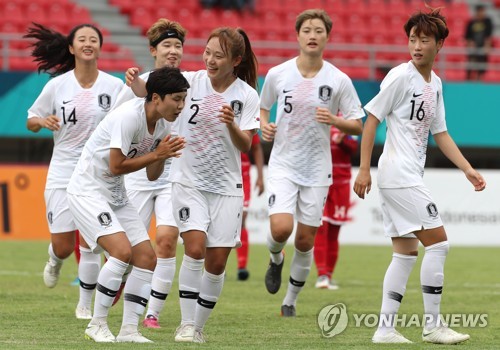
[168,70,260,196]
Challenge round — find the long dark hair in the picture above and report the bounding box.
[24,23,104,77]
[207,27,258,90]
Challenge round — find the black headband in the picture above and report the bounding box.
[150,30,185,47]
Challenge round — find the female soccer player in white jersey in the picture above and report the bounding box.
[25,23,123,320]
[259,9,364,317]
[112,18,187,329]
[128,26,260,343]
[66,66,189,343]
[353,8,486,345]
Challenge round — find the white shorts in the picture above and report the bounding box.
[267,177,329,227]
[67,193,150,254]
[379,185,443,238]
[127,183,177,229]
[171,183,242,248]
[44,188,77,233]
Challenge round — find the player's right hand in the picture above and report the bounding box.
[261,122,277,142]
[155,135,186,160]
[125,67,140,87]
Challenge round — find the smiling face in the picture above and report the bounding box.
[203,37,241,83]
[297,18,329,57]
[153,92,187,122]
[151,38,183,69]
[408,26,443,70]
[69,27,101,63]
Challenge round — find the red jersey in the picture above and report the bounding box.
[331,127,358,184]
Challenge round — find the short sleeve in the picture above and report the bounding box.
[259,68,278,111]
[27,79,56,119]
[364,67,406,123]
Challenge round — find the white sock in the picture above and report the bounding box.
[178,254,204,325]
[48,244,63,264]
[194,271,224,331]
[146,257,176,319]
[120,267,153,332]
[377,253,417,335]
[282,248,313,307]
[267,234,285,264]
[421,241,449,330]
[78,246,101,309]
[92,257,128,322]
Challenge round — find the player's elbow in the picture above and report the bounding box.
[109,164,125,176]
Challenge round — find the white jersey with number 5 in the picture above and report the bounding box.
[260,58,364,187]
[168,70,260,196]
[67,98,170,206]
[27,70,123,189]
[364,62,447,189]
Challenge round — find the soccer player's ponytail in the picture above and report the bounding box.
[24,23,103,77]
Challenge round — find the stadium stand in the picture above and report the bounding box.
[0,0,137,72]
[1,0,499,81]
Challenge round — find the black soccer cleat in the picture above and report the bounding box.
[281,304,296,317]
[264,256,284,294]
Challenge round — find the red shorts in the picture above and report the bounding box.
[322,182,351,225]
[242,161,251,210]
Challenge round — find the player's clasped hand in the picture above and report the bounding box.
[155,135,186,159]
[218,104,235,125]
[42,115,61,131]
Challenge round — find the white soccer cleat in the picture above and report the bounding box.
[372,329,413,343]
[193,329,206,343]
[43,260,62,288]
[422,325,470,344]
[84,322,116,343]
[315,275,330,289]
[116,331,153,343]
[174,323,195,342]
[75,305,92,320]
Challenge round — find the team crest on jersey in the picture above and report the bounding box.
[179,207,190,222]
[97,212,112,227]
[318,85,332,102]
[231,100,243,118]
[268,194,276,207]
[47,211,53,225]
[98,94,112,112]
[426,203,439,217]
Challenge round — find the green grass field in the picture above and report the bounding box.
[0,241,498,349]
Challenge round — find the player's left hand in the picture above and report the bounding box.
[218,104,235,126]
[465,168,486,191]
[315,107,336,125]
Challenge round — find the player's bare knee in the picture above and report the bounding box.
[156,235,177,256]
